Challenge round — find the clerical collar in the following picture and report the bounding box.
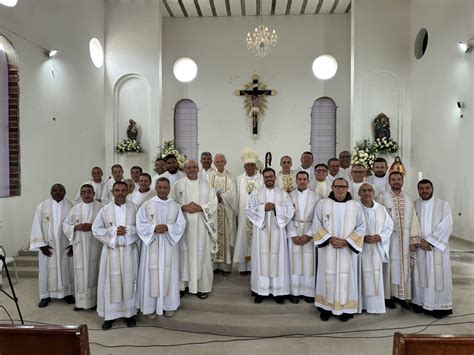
[114,202,126,207]
[328,191,352,203]
[297,188,307,193]
[139,188,150,193]
[361,201,375,208]
[265,186,275,191]
[158,196,168,201]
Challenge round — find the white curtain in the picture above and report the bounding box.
[310,98,336,164]
[0,50,9,197]
[174,99,198,161]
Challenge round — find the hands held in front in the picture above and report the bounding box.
[330,237,348,249]
[419,239,432,251]
[264,202,276,211]
[292,235,312,245]
[364,234,382,244]
[40,245,53,257]
[182,202,203,214]
[74,223,92,232]
[154,224,168,234]
[116,225,127,236]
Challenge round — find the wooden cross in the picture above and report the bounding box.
[235,75,277,137]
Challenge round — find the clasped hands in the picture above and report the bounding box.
[154,224,168,234]
[182,202,203,214]
[330,237,348,249]
[264,202,276,211]
[364,234,382,244]
[419,239,432,251]
[292,235,312,245]
[74,223,92,232]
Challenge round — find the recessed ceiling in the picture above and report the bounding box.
[162,0,351,18]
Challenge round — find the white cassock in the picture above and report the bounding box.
[412,197,453,312]
[129,189,156,208]
[200,167,216,180]
[30,198,74,299]
[208,169,238,272]
[160,170,185,188]
[380,191,420,301]
[136,197,186,315]
[309,178,331,199]
[63,201,102,308]
[246,186,295,296]
[100,178,123,205]
[286,189,319,297]
[339,167,352,180]
[73,180,105,204]
[171,177,218,294]
[276,171,297,193]
[313,198,365,315]
[349,181,365,202]
[358,201,393,314]
[327,174,341,185]
[233,172,264,272]
[366,175,389,200]
[92,202,139,320]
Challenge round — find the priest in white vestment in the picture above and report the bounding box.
[313,178,366,322]
[357,183,393,314]
[170,160,218,299]
[136,177,186,318]
[296,151,314,184]
[151,157,167,187]
[286,171,319,303]
[63,184,102,310]
[92,181,139,330]
[327,158,341,185]
[199,151,216,180]
[161,154,185,187]
[338,151,352,180]
[275,155,297,193]
[130,166,142,191]
[207,154,237,273]
[349,164,367,202]
[379,172,420,309]
[246,167,295,304]
[30,184,74,307]
[73,166,105,203]
[366,158,390,200]
[233,147,264,274]
[309,163,331,198]
[101,164,124,204]
[412,179,453,318]
[129,173,156,208]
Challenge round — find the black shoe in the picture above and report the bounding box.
[385,299,396,309]
[320,310,331,321]
[89,305,97,311]
[304,297,315,303]
[222,271,231,276]
[125,317,136,328]
[38,297,51,308]
[73,307,84,312]
[251,291,257,296]
[63,295,75,304]
[398,300,410,310]
[289,295,299,304]
[102,320,115,330]
[239,271,247,276]
[412,304,423,313]
[180,290,185,298]
[254,295,264,304]
[275,296,285,304]
[339,313,353,322]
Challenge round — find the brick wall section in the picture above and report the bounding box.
[8,63,20,196]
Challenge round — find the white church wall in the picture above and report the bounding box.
[0,0,105,254]
[162,15,351,177]
[409,0,473,241]
[104,0,162,176]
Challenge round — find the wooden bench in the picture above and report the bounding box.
[393,332,474,355]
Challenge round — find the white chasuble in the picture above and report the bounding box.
[92,201,139,320]
[170,177,217,294]
[246,187,295,296]
[63,201,102,308]
[359,202,393,314]
[276,171,297,193]
[208,170,238,269]
[286,189,319,297]
[30,198,74,299]
[380,191,420,300]
[130,189,156,208]
[313,198,365,315]
[136,197,186,315]
[233,173,264,272]
[412,197,453,311]
[309,179,331,199]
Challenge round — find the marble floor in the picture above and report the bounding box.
[0,237,473,354]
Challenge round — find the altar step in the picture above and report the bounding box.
[1,250,39,281]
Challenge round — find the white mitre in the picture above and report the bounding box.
[241,147,259,165]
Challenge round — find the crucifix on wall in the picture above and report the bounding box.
[234,74,277,139]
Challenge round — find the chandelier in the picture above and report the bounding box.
[245,3,277,57]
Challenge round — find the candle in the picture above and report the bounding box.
[417,172,423,181]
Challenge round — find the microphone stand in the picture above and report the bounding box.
[0,246,24,324]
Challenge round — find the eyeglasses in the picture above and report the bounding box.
[333,185,348,189]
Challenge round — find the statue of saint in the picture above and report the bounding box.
[373,113,391,140]
[389,156,406,177]
[127,119,138,141]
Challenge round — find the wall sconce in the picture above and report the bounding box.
[44,49,58,58]
[459,40,473,53]
[457,101,465,118]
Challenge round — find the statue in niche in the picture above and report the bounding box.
[373,113,391,140]
[127,119,138,141]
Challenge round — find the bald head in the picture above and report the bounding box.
[184,160,199,180]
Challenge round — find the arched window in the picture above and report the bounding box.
[310,97,336,164]
[174,99,198,161]
[0,35,20,197]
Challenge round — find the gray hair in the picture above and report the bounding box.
[214,153,226,160]
[200,152,212,159]
[183,160,199,169]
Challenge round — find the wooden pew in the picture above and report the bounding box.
[0,324,90,355]
[393,332,474,355]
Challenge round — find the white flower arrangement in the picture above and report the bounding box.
[351,139,377,174]
[372,137,399,155]
[157,140,187,169]
[116,139,142,153]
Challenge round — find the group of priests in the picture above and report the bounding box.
[29,147,454,329]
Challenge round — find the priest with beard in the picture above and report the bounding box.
[246,167,295,304]
[313,177,365,322]
[160,154,185,187]
[366,158,390,199]
[412,179,453,318]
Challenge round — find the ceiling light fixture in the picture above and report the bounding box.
[245,1,277,57]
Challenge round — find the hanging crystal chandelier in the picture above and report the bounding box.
[245,2,277,57]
